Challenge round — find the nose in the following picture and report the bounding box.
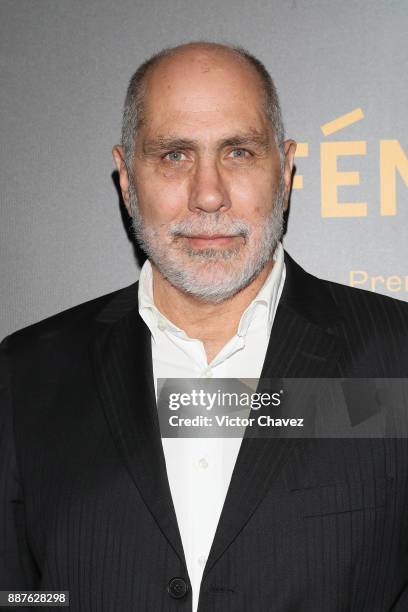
[188,159,231,214]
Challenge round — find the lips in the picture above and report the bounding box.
[185,235,239,247]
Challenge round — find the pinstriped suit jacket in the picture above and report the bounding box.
[1,251,408,611]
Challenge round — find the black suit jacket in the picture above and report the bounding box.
[1,251,408,611]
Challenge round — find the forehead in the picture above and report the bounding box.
[139,49,270,138]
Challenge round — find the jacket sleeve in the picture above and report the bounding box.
[0,336,41,589]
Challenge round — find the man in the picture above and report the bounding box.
[1,41,408,611]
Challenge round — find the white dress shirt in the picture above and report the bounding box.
[138,242,286,612]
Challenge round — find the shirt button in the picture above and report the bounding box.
[167,577,188,599]
[198,457,208,470]
[198,555,207,567]
[201,367,213,378]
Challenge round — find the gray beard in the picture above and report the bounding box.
[128,177,286,304]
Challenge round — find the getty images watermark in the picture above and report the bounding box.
[166,387,303,429]
[156,378,408,438]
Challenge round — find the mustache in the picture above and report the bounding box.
[168,217,251,238]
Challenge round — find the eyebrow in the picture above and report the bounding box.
[142,130,271,155]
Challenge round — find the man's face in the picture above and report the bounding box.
[117,49,295,303]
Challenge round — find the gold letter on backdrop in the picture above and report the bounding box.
[321,141,367,217]
[380,140,408,216]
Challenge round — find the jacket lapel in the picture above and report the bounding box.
[203,251,346,577]
[90,283,186,565]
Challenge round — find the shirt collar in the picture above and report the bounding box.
[138,241,285,342]
[236,241,285,337]
[138,259,183,343]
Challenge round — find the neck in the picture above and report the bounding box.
[151,258,274,363]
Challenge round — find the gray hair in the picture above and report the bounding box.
[121,41,285,172]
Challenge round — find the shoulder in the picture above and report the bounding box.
[1,282,139,362]
[283,251,408,373]
[315,275,408,373]
[324,276,408,331]
[324,271,408,312]
[323,279,408,374]
[283,250,408,332]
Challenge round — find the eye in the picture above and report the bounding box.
[163,151,186,162]
[229,148,251,159]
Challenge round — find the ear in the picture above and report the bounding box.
[282,139,297,211]
[112,145,132,216]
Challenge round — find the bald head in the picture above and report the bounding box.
[121,41,284,169]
